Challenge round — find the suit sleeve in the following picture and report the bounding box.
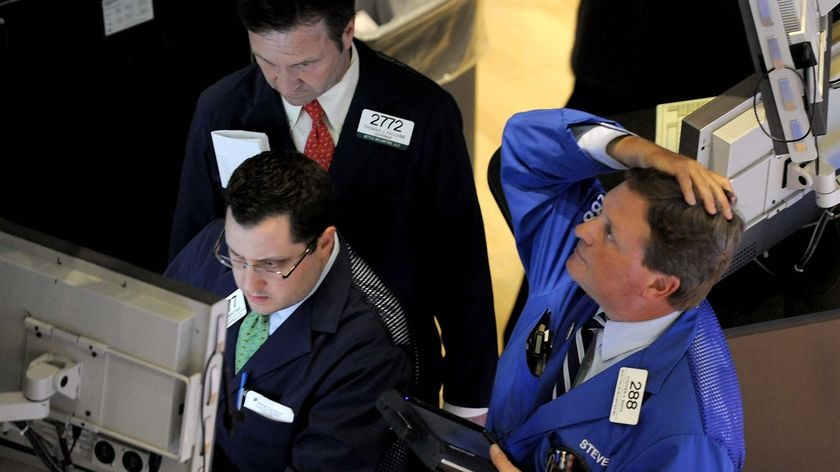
[163,218,237,298]
[169,90,227,261]
[289,323,412,471]
[419,91,499,408]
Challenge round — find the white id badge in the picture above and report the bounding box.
[609,367,648,425]
[356,109,414,149]
[226,288,248,328]
[244,390,295,423]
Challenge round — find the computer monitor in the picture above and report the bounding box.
[0,219,228,472]
[679,0,840,275]
[679,75,820,274]
[737,0,834,162]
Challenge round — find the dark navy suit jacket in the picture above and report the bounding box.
[169,40,497,407]
[165,219,411,471]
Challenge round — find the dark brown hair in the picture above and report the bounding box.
[238,0,354,51]
[225,150,336,244]
[624,168,744,310]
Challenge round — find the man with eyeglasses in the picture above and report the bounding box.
[168,0,498,421]
[165,150,411,471]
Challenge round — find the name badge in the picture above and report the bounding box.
[609,367,647,425]
[244,390,295,423]
[357,109,414,149]
[226,288,248,328]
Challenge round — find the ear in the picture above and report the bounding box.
[342,17,355,49]
[642,274,680,301]
[317,226,337,252]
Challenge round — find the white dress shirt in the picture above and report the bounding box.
[576,310,681,386]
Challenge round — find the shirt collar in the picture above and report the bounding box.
[599,309,682,361]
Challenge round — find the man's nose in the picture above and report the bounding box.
[240,265,267,291]
[574,219,595,244]
[276,69,300,95]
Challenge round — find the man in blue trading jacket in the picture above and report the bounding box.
[485,108,745,471]
[166,151,411,471]
[169,0,497,420]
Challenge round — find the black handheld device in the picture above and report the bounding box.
[376,389,496,472]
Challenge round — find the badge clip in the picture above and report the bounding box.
[526,309,553,376]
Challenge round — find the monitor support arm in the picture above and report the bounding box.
[787,158,840,209]
[0,354,81,423]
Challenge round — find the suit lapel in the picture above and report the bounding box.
[330,41,406,194]
[224,319,241,385]
[244,307,314,381]
[533,294,599,402]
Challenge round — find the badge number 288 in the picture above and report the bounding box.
[609,367,648,425]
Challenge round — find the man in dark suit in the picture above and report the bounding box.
[166,150,411,471]
[169,0,497,419]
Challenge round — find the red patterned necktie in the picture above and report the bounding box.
[302,99,335,169]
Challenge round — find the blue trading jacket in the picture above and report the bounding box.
[486,108,745,472]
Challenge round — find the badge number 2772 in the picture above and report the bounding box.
[357,109,414,150]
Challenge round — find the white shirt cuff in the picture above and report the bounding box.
[576,124,632,170]
[442,403,488,419]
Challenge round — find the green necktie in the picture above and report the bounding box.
[235,312,269,373]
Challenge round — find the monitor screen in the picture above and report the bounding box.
[0,219,228,472]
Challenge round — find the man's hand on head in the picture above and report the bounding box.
[659,153,735,220]
[607,135,736,220]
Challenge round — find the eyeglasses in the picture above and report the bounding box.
[212,230,316,279]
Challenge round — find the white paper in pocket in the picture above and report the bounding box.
[243,390,295,423]
[210,130,270,187]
